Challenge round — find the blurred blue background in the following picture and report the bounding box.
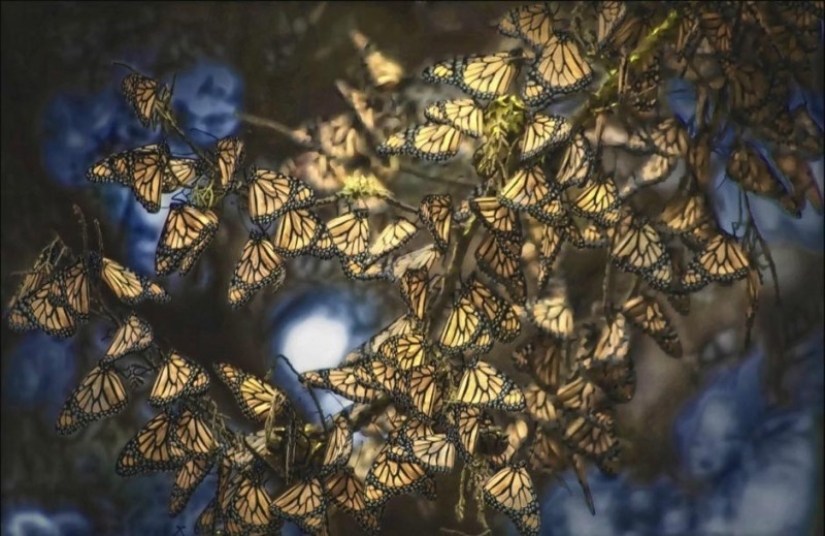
[1,3,823,536]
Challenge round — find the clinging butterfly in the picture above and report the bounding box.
[214,137,245,191]
[122,73,171,128]
[246,167,315,225]
[419,194,453,252]
[213,363,289,422]
[55,364,129,436]
[228,230,286,309]
[422,49,523,101]
[156,203,219,277]
[378,123,463,162]
[482,464,541,536]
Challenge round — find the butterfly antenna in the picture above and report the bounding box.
[111,61,146,78]
[277,354,329,435]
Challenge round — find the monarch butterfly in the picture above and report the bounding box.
[657,186,713,236]
[475,232,527,304]
[527,219,565,289]
[773,153,824,216]
[86,148,133,186]
[320,412,354,474]
[213,363,288,422]
[454,360,526,412]
[342,257,390,282]
[173,408,217,456]
[270,478,327,534]
[245,167,315,225]
[8,275,77,338]
[554,373,606,415]
[149,351,210,407]
[122,73,171,128]
[214,137,245,191]
[482,464,541,536]
[169,456,215,516]
[323,469,381,535]
[625,117,689,157]
[470,196,522,241]
[129,143,173,213]
[404,364,442,419]
[522,288,575,340]
[609,213,670,277]
[620,152,680,200]
[88,252,169,305]
[726,143,797,214]
[595,1,629,54]
[528,30,593,98]
[193,499,219,536]
[422,49,522,101]
[620,293,683,357]
[5,240,66,326]
[228,230,286,309]
[410,433,456,473]
[335,78,378,131]
[518,337,566,390]
[482,419,531,470]
[556,132,595,189]
[367,359,403,395]
[399,267,430,321]
[55,364,129,436]
[308,224,338,260]
[680,233,751,291]
[466,274,522,343]
[439,291,486,353]
[583,315,636,402]
[391,245,441,279]
[364,443,432,509]
[378,123,463,162]
[520,113,573,161]
[499,165,554,211]
[446,405,484,462]
[46,258,89,324]
[300,365,379,404]
[524,383,559,424]
[424,99,484,138]
[226,470,275,533]
[272,208,322,257]
[570,174,622,226]
[377,334,428,371]
[620,51,662,118]
[116,410,185,476]
[156,203,220,276]
[565,220,608,250]
[368,217,418,259]
[419,194,453,252]
[164,157,203,191]
[563,411,621,472]
[498,3,560,49]
[327,209,371,259]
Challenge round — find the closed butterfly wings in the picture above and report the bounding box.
[156,203,219,276]
[149,350,210,407]
[228,230,286,309]
[246,167,315,225]
[55,364,129,435]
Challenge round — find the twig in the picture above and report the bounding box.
[399,164,477,188]
[377,194,420,214]
[277,354,328,435]
[236,112,316,150]
[743,194,781,307]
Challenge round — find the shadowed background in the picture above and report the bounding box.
[1,2,823,536]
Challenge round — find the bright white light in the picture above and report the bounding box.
[281,313,350,373]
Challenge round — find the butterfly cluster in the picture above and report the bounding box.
[5,2,823,536]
